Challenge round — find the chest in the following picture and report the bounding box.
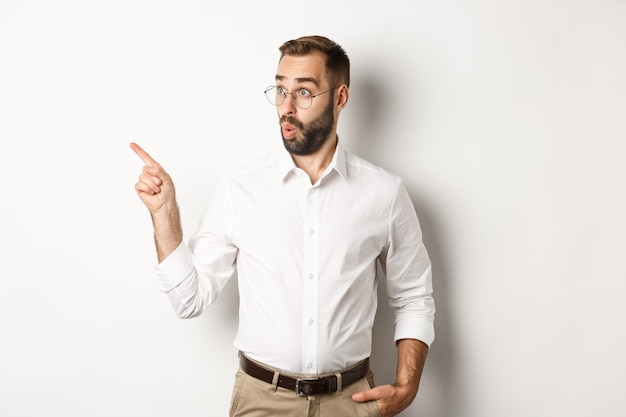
[229,178,391,265]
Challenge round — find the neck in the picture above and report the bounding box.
[291,134,338,184]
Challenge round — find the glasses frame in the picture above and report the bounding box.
[264,85,339,109]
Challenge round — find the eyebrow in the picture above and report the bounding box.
[275,75,320,88]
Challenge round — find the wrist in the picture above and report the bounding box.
[393,380,419,398]
[150,200,180,224]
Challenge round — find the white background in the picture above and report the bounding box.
[1,1,625,416]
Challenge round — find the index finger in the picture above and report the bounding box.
[130,142,159,167]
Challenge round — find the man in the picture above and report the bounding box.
[132,35,435,417]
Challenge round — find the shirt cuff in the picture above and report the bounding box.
[154,242,194,293]
[394,318,435,347]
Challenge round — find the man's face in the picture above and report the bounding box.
[275,52,336,156]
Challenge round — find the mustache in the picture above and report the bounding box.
[279,116,303,130]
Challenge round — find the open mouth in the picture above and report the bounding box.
[282,122,297,139]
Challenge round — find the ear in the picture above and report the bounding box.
[335,84,349,110]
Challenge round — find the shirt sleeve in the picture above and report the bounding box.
[380,180,436,346]
[153,177,238,319]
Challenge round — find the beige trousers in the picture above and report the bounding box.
[229,368,383,417]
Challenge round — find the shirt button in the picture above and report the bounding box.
[308,319,314,325]
[308,229,315,235]
[308,273,314,280]
[306,362,313,369]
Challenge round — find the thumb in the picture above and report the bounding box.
[352,385,388,403]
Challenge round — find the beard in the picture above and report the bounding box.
[280,98,335,156]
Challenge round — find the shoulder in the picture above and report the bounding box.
[344,150,405,188]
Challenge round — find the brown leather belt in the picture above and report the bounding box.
[239,352,369,396]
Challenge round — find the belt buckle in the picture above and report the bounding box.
[295,378,321,397]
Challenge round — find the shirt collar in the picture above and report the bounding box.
[276,139,348,183]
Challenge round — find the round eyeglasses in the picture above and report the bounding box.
[264,85,338,109]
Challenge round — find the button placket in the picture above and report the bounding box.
[302,186,319,374]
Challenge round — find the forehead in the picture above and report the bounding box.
[276,52,328,86]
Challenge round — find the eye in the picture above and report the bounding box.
[297,89,312,97]
[277,87,287,95]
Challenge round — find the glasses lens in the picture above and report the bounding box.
[265,86,283,106]
[295,90,312,109]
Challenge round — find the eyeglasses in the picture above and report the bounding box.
[264,85,338,109]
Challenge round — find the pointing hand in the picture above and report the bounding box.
[130,142,177,214]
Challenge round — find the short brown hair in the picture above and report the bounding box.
[279,35,350,88]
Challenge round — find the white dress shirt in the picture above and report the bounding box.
[155,142,435,375]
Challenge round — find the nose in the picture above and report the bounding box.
[279,93,297,116]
